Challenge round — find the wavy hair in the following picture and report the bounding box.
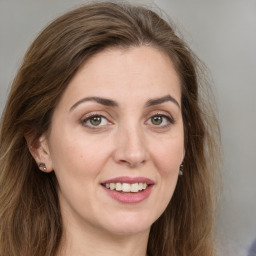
[0,2,221,255]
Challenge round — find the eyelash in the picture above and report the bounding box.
[81,112,174,130]
[146,113,174,128]
[81,113,111,129]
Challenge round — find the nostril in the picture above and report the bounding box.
[118,157,146,168]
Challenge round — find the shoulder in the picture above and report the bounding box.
[248,238,256,256]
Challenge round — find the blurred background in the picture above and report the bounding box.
[0,0,255,255]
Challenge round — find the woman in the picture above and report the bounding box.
[0,2,221,256]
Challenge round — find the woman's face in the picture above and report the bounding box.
[41,46,184,235]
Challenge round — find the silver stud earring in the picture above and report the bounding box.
[38,163,47,171]
[179,163,183,176]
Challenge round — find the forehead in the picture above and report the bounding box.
[59,46,181,108]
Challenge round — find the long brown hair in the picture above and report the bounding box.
[0,2,221,255]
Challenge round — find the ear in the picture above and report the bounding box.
[25,133,53,173]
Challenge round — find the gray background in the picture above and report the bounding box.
[0,0,255,255]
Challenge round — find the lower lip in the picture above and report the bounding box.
[102,185,153,204]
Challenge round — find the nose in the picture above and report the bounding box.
[113,125,148,168]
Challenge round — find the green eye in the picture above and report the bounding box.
[89,116,102,126]
[82,115,109,128]
[151,116,163,125]
[147,114,174,128]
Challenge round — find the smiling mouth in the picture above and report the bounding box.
[103,182,149,193]
[101,177,154,203]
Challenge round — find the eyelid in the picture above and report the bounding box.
[147,110,174,121]
[145,111,175,127]
[80,111,113,129]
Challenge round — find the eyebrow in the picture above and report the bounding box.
[70,96,118,111]
[70,94,180,111]
[145,95,180,108]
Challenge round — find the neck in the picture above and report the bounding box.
[56,219,149,256]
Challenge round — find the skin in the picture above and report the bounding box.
[32,46,184,256]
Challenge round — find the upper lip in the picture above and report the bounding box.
[101,176,155,185]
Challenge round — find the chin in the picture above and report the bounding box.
[108,223,151,236]
[101,211,155,235]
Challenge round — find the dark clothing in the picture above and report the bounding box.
[248,238,256,256]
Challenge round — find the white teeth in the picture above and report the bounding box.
[104,182,148,192]
[110,183,116,190]
[115,183,122,191]
[131,183,139,192]
[122,183,131,192]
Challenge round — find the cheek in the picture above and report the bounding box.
[151,133,184,197]
[157,146,181,192]
[48,136,108,210]
[152,136,184,176]
[147,137,183,219]
[48,131,112,179]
